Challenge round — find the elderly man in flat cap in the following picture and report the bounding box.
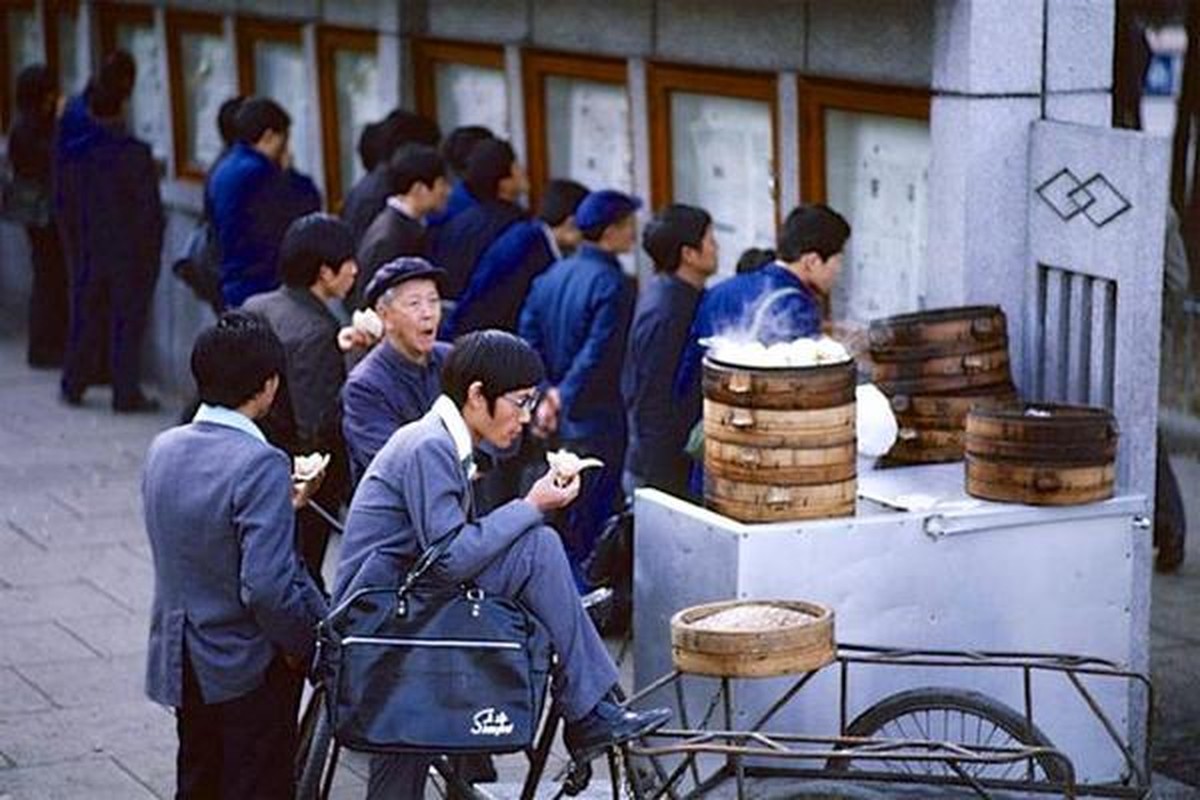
[518,189,640,586]
[341,257,449,483]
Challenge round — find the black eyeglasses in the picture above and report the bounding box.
[499,391,539,413]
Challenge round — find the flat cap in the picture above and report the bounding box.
[364,256,446,308]
[575,189,642,232]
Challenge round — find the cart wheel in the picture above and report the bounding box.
[297,689,336,800]
[825,687,1070,783]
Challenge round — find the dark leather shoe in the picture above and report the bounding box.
[113,393,161,413]
[564,699,671,762]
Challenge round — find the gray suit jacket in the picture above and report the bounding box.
[333,410,543,603]
[142,420,328,706]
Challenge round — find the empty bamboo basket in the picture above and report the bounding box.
[671,599,836,677]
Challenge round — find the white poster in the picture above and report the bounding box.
[336,49,381,197]
[181,32,234,169]
[117,24,169,161]
[435,63,508,139]
[672,92,775,280]
[255,41,312,173]
[546,76,633,194]
[825,110,930,324]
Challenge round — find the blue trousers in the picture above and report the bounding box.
[367,524,619,797]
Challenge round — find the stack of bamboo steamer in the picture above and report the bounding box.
[703,356,857,522]
[965,403,1118,505]
[671,599,836,677]
[868,306,1019,463]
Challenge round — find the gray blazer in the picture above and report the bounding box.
[142,421,328,707]
[333,410,544,603]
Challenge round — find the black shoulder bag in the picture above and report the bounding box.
[314,524,552,754]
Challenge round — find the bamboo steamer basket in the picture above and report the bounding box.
[868,305,1007,356]
[703,356,856,523]
[671,599,836,677]
[965,403,1118,505]
[884,385,1020,465]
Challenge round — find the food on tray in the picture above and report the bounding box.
[707,335,851,368]
[546,449,604,486]
[352,308,384,339]
[292,452,330,482]
[690,603,816,632]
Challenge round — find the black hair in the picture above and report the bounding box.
[777,204,851,262]
[235,97,290,144]
[387,144,447,196]
[90,50,137,118]
[642,204,712,273]
[537,179,589,227]
[15,64,55,116]
[279,213,356,288]
[736,247,775,274]
[217,95,246,149]
[465,138,516,202]
[384,109,441,153]
[442,330,545,414]
[357,119,387,172]
[191,311,286,409]
[441,125,494,177]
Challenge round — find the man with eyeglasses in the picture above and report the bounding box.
[341,257,450,484]
[333,330,670,798]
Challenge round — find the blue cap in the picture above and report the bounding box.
[364,256,446,308]
[575,189,642,232]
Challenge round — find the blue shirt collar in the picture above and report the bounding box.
[192,403,267,444]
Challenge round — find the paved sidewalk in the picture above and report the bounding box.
[0,332,1196,799]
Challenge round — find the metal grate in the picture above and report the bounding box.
[1033,265,1116,408]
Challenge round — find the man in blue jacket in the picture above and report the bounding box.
[623,204,718,499]
[428,138,528,300]
[55,53,163,412]
[446,178,588,337]
[142,311,327,799]
[207,97,322,308]
[518,189,639,583]
[424,124,493,232]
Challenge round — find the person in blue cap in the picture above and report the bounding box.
[427,138,529,300]
[341,257,450,484]
[445,178,589,338]
[518,188,640,585]
[623,204,718,500]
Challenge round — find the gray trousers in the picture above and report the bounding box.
[367,524,618,797]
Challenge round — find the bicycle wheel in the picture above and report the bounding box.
[297,689,336,800]
[825,687,1069,783]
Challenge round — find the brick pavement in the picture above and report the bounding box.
[0,333,1195,799]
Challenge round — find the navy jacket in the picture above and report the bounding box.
[519,243,635,440]
[340,165,391,245]
[622,274,704,496]
[445,220,557,337]
[425,179,477,231]
[207,143,321,308]
[428,198,524,299]
[142,416,327,706]
[341,341,451,483]
[54,110,163,290]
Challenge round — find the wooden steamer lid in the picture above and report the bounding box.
[670,599,836,678]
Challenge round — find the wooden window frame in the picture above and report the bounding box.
[0,0,39,132]
[316,25,377,211]
[164,9,224,181]
[235,16,302,98]
[95,1,154,60]
[412,37,505,129]
[521,49,627,209]
[646,61,780,224]
[798,77,931,202]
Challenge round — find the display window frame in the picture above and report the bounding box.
[235,15,303,98]
[316,24,378,210]
[521,48,629,209]
[412,37,506,134]
[164,8,226,182]
[0,0,39,132]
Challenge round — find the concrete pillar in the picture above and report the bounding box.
[927,0,1046,390]
[505,45,526,163]
[777,72,801,214]
[1044,0,1114,127]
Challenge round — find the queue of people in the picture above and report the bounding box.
[8,56,855,798]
